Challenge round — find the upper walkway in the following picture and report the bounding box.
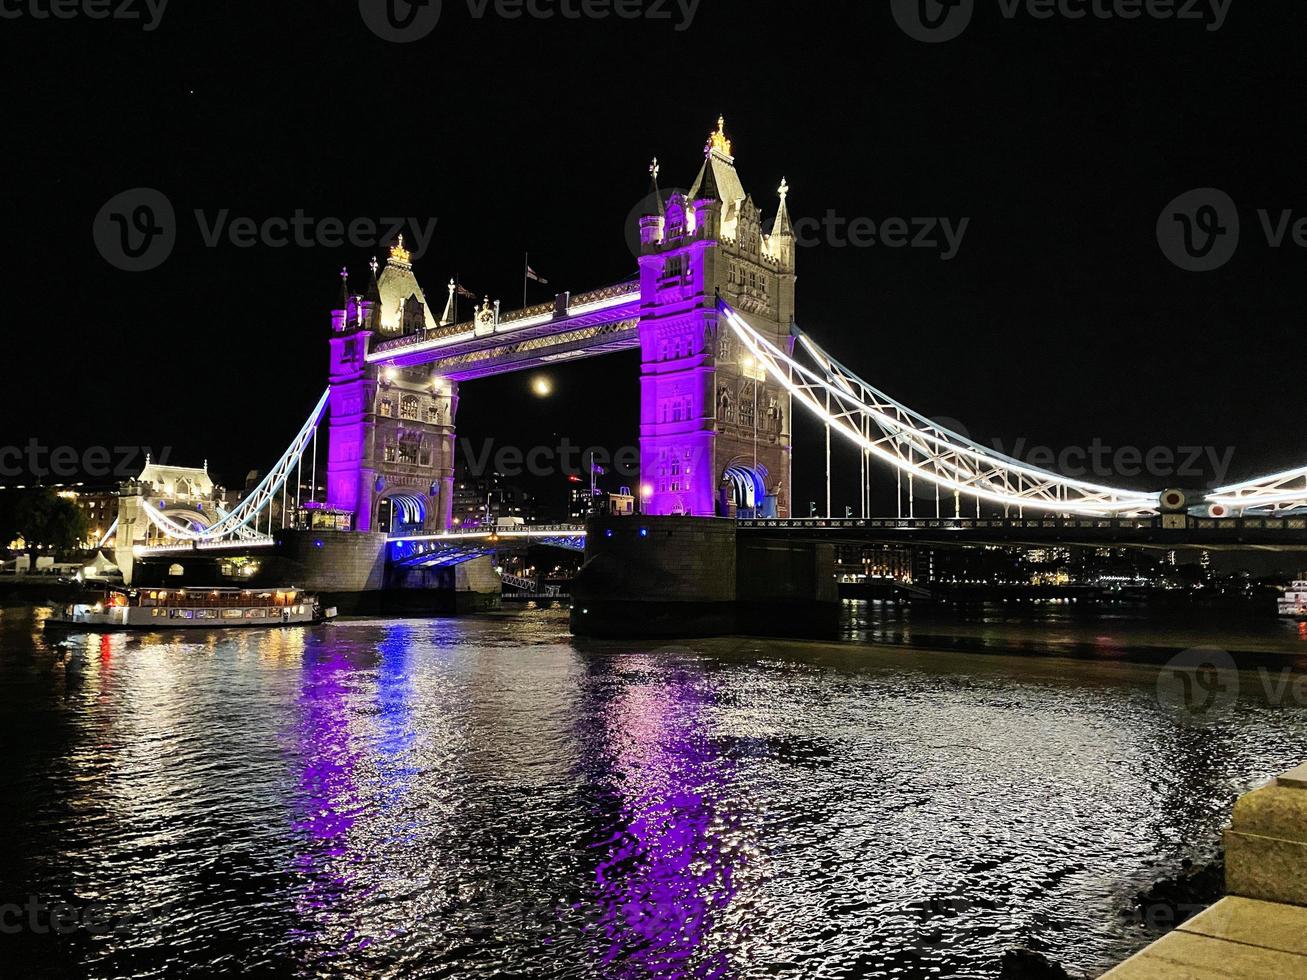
[368,282,641,379]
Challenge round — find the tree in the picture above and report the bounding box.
[13,489,88,565]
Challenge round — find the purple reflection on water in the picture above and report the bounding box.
[590,666,747,978]
[293,648,362,912]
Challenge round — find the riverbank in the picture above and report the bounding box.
[1102,765,1307,978]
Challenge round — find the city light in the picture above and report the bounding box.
[530,375,554,397]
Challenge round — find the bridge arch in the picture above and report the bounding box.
[721,462,772,518]
[376,492,428,535]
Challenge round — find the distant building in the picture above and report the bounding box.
[451,468,537,527]
[55,485,119,548]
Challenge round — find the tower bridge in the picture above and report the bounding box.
[120,117,1307,628]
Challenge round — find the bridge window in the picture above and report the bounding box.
[402,296,426,335]
[740,392,755,427]
[401,396,420,421]
[426,404,443,424]
[397,443,419,465]
[384,444,398,463]
[379,399,394,418]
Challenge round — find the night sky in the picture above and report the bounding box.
[6,0,1304,519]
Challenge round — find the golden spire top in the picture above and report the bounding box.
[706,115,732,158]
[389,234,411,267]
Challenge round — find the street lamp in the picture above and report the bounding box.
[639,482,653,515]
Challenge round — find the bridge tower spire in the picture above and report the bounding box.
[636,117,795,519]
[325,242,459,534]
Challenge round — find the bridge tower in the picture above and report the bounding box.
[326,241,458,533]
[637,117,796,518]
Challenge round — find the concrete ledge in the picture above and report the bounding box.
[1277,762,1307,790]
[1099,903,1307,978]
[1226,768,1307,907]
[1101,765,1307,978]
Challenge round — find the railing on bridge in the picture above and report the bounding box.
[134,537,279,557]
[389,524,586,546]
[368,281,641,364]
[501,573,563,598]
[739,516,1307,535]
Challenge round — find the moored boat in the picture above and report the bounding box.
[1278,580,1307,619]
[45,586,326,631]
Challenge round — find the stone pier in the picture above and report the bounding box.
[569,516,839,639]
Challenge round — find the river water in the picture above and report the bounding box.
[1,601,1305,979]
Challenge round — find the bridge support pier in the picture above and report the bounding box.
[569,516,838,639]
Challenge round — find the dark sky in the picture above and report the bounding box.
[5,0,1304,518]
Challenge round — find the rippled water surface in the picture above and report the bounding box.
[2,602,1306,979]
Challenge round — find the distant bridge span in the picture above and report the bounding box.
[739,517,1307,552]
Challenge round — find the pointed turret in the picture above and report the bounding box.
[772,178,793,237]
[366,256,382,303]
[373,236,439,335]
[649,156,665,217]
[764,178,796,270]
[690,116,746,205]
[640,157,667,249]
[362,255,383,331]
[331,267,352,333]
[440,279,456,327]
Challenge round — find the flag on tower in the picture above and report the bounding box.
[526,265,548,285]
[455,282,477,300]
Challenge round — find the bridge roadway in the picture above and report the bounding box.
[738,515,1307,551]
[135,515,1307,559]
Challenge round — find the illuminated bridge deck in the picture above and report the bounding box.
[738,516,1307,550]
[369,283,641,379]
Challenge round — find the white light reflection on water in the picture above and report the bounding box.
[1,605,1305,978]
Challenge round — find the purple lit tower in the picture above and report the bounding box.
[326,240,458,533]
[637,117,797,518]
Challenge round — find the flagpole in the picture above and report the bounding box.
[523,252,529,310]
